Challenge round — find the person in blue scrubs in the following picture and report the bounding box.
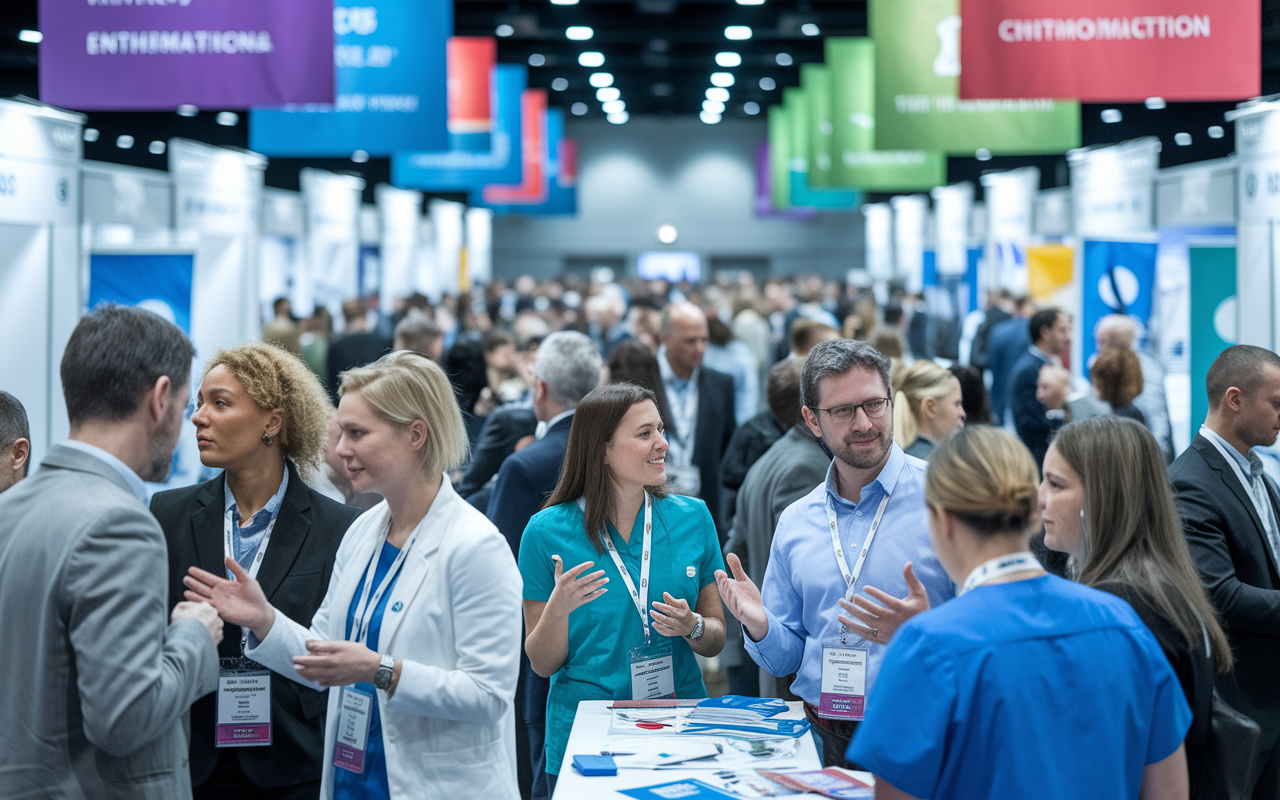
[848,426,1192,800]
[519,383,727,790]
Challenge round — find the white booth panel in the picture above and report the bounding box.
[0,224,52,460]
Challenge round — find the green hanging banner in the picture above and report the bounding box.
[868,0,1080,155]
[768,104,793,211]
[785,88,861,208]
[802,64,836,187]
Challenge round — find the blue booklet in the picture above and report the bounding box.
[619,779,743,799]
[689,696,790,719]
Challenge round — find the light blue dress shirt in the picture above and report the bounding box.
[223,467,289,569]
[744,443,955,707]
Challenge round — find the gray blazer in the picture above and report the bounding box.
[0,444,219,799]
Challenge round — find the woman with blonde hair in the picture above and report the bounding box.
[183,350,523,800]
[891,360,966,460]
[848,425,1191,799]
[153,341,361,799]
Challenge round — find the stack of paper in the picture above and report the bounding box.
[679,696,811,740]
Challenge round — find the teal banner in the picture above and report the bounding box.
[1188,243,1237,432]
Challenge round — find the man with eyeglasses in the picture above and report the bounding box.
[716,338,954,769]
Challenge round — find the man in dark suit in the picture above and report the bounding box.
[1010,306,1071,467]
[325,299,391,403]
[658,302,737,536]
[1171,345,1280,800]
[486,331,603,800]
[985,295,1034,425]
[456,403,537,503]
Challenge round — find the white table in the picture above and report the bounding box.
[552,700,828,799]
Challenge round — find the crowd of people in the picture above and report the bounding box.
[1,270,1279,800]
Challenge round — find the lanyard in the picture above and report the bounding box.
[827,483,891,646]
[584,491,655,645]
[224,509,278,652]
[959,552,1042,595]
[349,519,417,646]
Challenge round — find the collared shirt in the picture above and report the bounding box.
[535,408,575,441]
[223,467,289,570]
[744,443,955,706]
[61,439,149,504]
[658,346,699,468]
[1200,425,1280,564]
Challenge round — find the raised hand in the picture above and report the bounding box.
[293,640,383,688]
[837,561,931,645]
[651,592,696,638]
[715,553,768,642]
[184,557,276,640]
[170,600,224,646]
[544,555,609,620]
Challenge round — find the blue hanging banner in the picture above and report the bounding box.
[1081,238,1159,373]
[249,0,450,156]
[391,65,526,190]
[472,108,577,216]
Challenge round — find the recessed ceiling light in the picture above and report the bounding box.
[1208,125,1225,139]
[579,51,605,67]
[716,52,742,67]
[801,23,820,36]
[148,140,166,155]
[706,87,730,103]
[551,0,579,5]
[177,104,198,117]
[589,72,614,88]
[776,53,793,66]
[725,26,752,40]
[743,101,760,115]
[18,30,42,43]
[566,26,593,40]
[703,100,726,114]
[1145,97,1166,110]
[607,112,629,124]
[711,72,735,87]
[83,128,100,142]
[1174,132,1192,146]
[215,111,239,126]
[552,77,570,91]
[116,135,134,149]
[657,224,678,243]
[496,24,515,37]
[602,99,626,114]
[1101,108,1122,123]
[975,147,992,161]
[352,150,370,163]
[736,0,764,5]
[571,102,589,115]
[597,87,621,102]
[700,110,722,124]
[759,77,776,91]
[528,53,546,66]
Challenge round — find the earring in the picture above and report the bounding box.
[262,432,273,446]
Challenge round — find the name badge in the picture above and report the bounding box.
[818,647,867,720]
[216,659,272,747]
[333,686,375,774]
[629,642,676,701]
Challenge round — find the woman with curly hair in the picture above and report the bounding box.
[151,341,362,800]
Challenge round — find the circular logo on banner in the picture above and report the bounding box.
[1214,297,1238,344]
[1097,267,1140,311]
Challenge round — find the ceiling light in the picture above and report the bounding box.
[657,224,678,244]
[1208,125,1225,139]
[596,87,621,102]
[975,148,992,161]
[776,53,793,66]
[716,52,742,67]
[736,0,764,5]
[578,51,605,67]
[743,101,760,115]
[607,112,629,124]
[529,53,546,66]
[703,100,726,114]
[83,128,100,142]
[566,26,593,40]
[571,102,589,116]
[711,72,735,87]
[725,26,752,40]
[700,110,722,124]
[801,23,820,36]
[496,24,515,37]
[552,77,569,91]
[215,111,239,126]
[148,140,166,155]
[1145,97,1166,110]
[1174,132,1192,146]
[176,104,198,117]
[352,150,370,162]
[706,87,730,102]
[759,77,776,91]
[1101,108,1122,123]
[18,30,42,43]
[589,72,614,88]
[551,0,579,5]
[602,99,626,114]
[116,135,135,149]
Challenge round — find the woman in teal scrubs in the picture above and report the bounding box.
[519,383,726,788]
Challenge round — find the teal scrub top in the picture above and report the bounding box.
[518,493,725,776]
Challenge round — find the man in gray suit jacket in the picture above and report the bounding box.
[0,305,222,799]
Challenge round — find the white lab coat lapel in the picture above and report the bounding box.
[374,476,457,651]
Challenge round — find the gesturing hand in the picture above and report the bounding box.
[293,640,382,687]
[836,561,931,645]
[714,553,768,642]
[651,592,696,638]
[184,557,276,640]
[544,555,609,621]
[171,600,224,646]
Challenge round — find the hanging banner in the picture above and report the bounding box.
[892,194,929,291]
[447,37,496,152]
[768,106,794,211]
[931,182,974,276]
[473,110,576,215]
[958,0,1258,102]
[39,0,333,110]
[864,203,894,282]
[981,167,1039,293]
[826,37,948,191]
[785,89,862,208]
[249,0,449,156]
[1188,243,1237,440]
[1081,238,1159,371]
[802,64,836,187]
[755,143,816,219]
[478,89,548,205]
[391,65,525,191]
[868,0,1080,154]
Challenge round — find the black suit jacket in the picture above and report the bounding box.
[1009,347,1055,466]
[1170,434,1280,753]
[681,366,737,537]
[151,462,361,789]
[325,331,391,403]
[457,404,538,498]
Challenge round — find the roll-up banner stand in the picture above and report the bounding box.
[892,194,929,295]
[359,204,381,302]
[1069,137,1160,376]
[430,199,465,297]
[375,184,423,314]
[261,188,307,319]
[0,98,82,466]
[1226,99,1280,352]
[1028,187,1074,314]
[300,168,364,327]
[863,202,893,303]
[1154,157,1237,453]
[466,207,494,286]
[981,167,1039,297]
[930,183,978,356]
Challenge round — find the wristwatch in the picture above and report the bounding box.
[373,653,396,691]
[685,613,705,642]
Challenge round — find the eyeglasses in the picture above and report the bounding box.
[810,397,891,423]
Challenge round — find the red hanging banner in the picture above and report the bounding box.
[481,89,547,205]
[446,37,496,134]
[958,0,1259,102]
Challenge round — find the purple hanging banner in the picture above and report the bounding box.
[39,0,334,111]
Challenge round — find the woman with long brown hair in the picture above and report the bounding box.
[517,383,726,792]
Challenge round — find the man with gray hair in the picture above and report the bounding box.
[716,338,954,768]
[1095,314,1173,461]
[0,390,31,494]
[486,330,602,800]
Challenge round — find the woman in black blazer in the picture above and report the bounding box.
[153,341,360,800]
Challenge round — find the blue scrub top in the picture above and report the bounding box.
[334,541,401,800]
[518,494,724,776]
[847,575,1192,800]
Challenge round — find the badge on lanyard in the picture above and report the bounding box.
[333,685,375,774]
[216,657,272,747]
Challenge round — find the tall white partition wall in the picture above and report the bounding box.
[261,188,306,317]
[376,185,423,314]
[1034,187,1073,240]
[82,161,175,247]
[0,99,83,464]
[981,167,1039,296]
[415,218,439,301]
[430,199,465,298]
[931,183,977,356]
[863,202,893,304]
[466,207,494,288]
[1226,101,1280,349]
[359,204,381,300]
[891,194,929,294]
[301,168,364,327]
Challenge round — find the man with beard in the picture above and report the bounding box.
[716,338,954,768]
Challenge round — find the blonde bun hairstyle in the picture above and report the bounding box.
[925,425,1040,536]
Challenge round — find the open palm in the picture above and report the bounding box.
[184,557,273,633]
[715,553,768,641]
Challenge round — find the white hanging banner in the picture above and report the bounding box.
[430,199,465,297]
[376,184,422,313]
[931,182,974,277]
[863,203,893,283]
[891,194,929,293]
[981,167,1039,295]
